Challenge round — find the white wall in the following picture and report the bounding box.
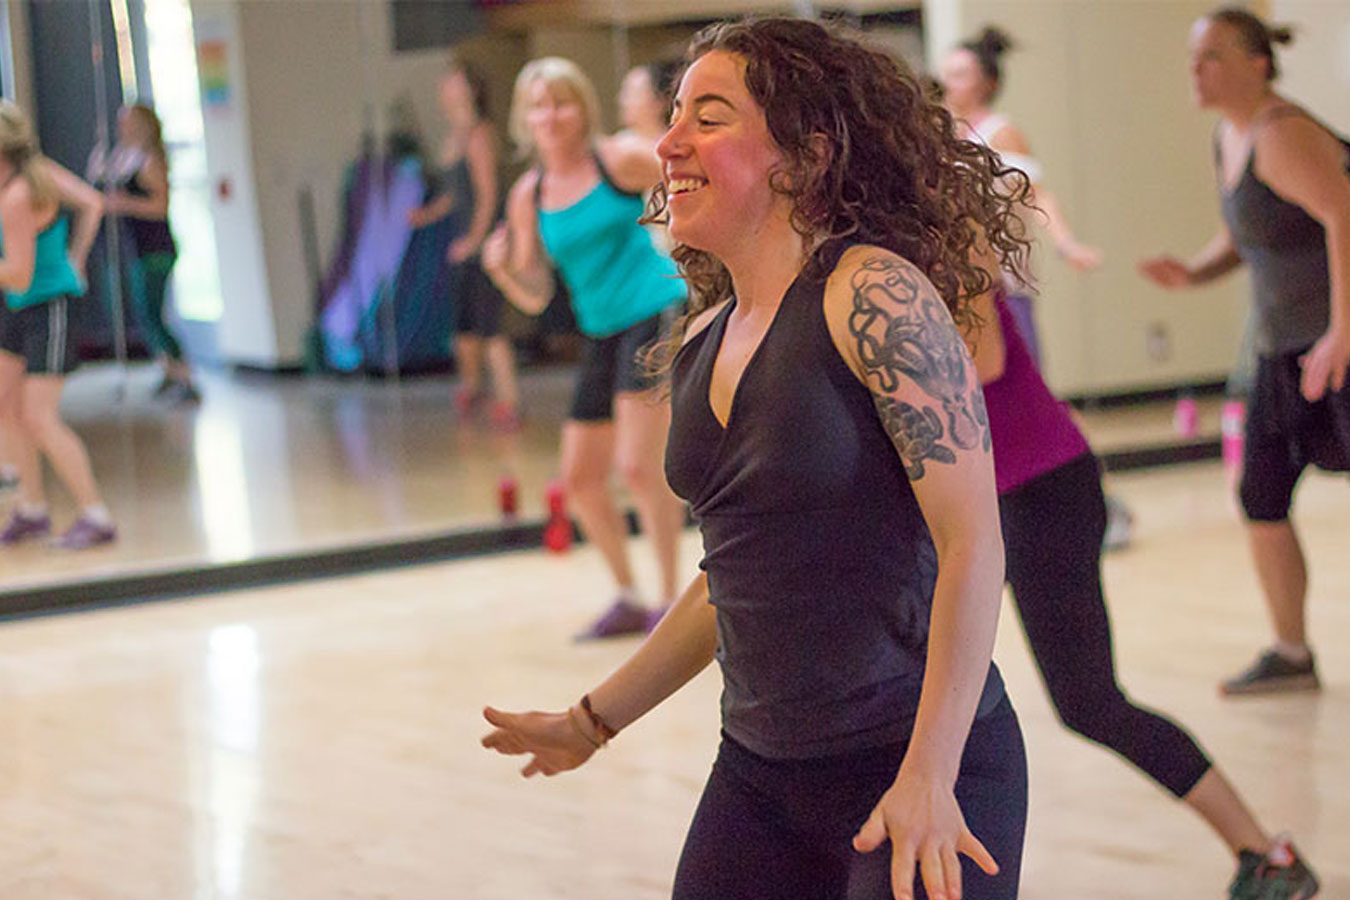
[190,1,277,366]
[1273,1,1350,133]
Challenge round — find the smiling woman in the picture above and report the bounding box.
[484,17,1035,900]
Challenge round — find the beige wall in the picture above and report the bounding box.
[925,0,1249,396]
[200,0,1345,377]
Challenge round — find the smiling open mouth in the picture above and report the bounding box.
[668,178,707,195]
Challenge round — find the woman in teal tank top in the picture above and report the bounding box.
[0,100,117,549]
[483,57,686,639]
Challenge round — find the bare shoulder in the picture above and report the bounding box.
[506,169,540,212]
[988,122,1031,156]
[599,130,650,162]
[1257,110,1345,163]
[822,243,966,388]
[0,176,34,216]
[597,132,659,193]
[823,245,944,327]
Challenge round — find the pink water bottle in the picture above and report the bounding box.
[1221,399,1246,472]
[1173,392,1199,438]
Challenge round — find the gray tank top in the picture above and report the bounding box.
[1219,109,1350,355]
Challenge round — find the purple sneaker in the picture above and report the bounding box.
[574,597,651,641]
[0,510,52,545]
[645,605,670,633]
[51,515,117,550]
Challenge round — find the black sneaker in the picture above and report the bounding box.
[1221,649,1320,696]
[1229,839,1319,900]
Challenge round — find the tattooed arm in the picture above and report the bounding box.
[823,244,1006,898]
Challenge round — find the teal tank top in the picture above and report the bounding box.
[536,162,684,338]
[1,216,83,311]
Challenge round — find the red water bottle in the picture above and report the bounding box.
[498,476,518,518]
[543,479,572,553]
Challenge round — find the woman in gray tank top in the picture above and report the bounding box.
[1141,7,1350,705]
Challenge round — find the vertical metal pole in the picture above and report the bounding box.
[89,0,131,400]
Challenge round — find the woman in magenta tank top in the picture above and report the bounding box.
[969,243,1318,896]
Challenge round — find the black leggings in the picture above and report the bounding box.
[1000,453,1212,798]
[672,700,1026,900]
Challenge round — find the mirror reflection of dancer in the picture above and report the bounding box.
[940,28,1139,552]
[410,58,520,429]
[89,105,198,405]
[968,237,1319,899]
[1141,8,1350,699]
[482,58,686,639]
[485,19,1030,899]
[0,101,116,549]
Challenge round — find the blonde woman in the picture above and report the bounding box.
[0,101,115,549]
[482,58,685,638]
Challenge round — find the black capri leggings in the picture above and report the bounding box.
[672,699,1026,900]
[1000,452,1212,799]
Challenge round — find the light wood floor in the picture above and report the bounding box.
[4,363,1219,592]
[0,461,1344,898]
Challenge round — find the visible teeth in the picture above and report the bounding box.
[668,178,705,195]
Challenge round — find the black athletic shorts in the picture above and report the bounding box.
[454,256,505,338]
[1240,348,1350,521]
[0,297,78,376]
[569,313,668,422]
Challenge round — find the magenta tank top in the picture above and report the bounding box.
[984,293,1091,494]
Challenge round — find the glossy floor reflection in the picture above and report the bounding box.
[1,364,574,590]
[3,363,1222,592]
[0,462,1344,898]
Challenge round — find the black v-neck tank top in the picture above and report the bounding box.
[666,241,1005,759]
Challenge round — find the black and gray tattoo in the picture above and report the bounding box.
[848,256,990,480]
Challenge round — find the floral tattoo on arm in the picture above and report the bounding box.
[849,256,990,480]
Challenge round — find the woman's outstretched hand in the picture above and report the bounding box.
[481,705,599,777]
[1138,255,1193,289]
[853,767,998,900]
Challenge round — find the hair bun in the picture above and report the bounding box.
[1267,24,1295,46]
[976,27,1013,58]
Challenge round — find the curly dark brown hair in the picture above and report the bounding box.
[646,17,1033,356]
